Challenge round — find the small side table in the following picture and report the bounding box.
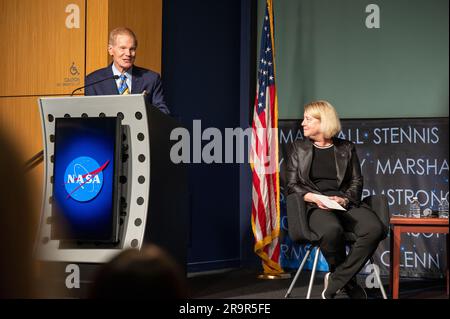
[389,216,449,299]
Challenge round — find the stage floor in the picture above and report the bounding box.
[188,267,447,299]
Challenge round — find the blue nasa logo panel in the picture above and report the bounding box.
[64,156,105,202]
[52,117,120,242]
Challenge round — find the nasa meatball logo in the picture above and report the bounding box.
[64,156,109,202]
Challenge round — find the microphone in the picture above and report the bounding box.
[71,75,120,96]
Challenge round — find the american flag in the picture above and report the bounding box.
[250,0,282,275]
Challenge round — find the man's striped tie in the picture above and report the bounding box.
[118,74,130,95]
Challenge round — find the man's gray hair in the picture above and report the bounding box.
[109,27,138,47]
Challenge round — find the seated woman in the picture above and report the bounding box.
[286,100,385,299]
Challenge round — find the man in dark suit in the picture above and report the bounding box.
[85,27,170,115]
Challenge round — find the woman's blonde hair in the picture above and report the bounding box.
[304,100,341,138]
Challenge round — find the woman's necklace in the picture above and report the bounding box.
[313,142,334,149]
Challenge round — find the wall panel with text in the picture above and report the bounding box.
[1,0,86,96]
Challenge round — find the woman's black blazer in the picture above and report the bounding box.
[286,137,364,206]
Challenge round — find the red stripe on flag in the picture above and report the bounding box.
[252,172,268,239]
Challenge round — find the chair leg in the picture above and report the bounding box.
[284,247,312,298]
[370,257,388,299]
[306,247,321,299]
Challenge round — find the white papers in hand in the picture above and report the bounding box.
[312,194,347,211]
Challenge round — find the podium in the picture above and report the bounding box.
[35,94,188,296]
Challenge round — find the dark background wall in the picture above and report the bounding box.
[162,0,254,272]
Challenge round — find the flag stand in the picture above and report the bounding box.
[257,272,291,280]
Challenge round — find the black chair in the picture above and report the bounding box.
[284,193,389,299]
